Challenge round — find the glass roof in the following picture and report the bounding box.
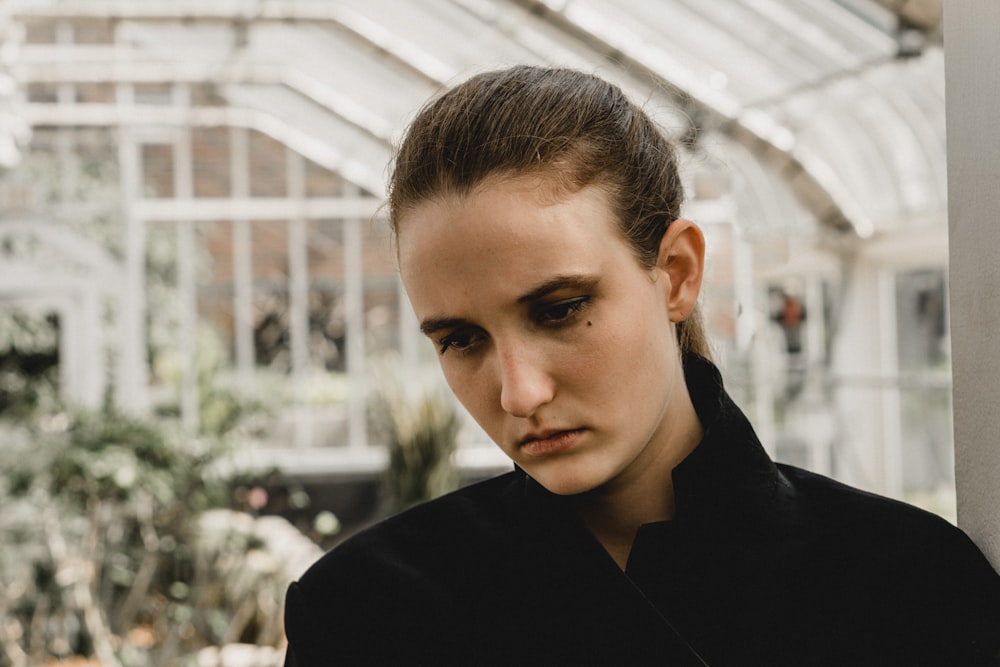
[10,0,947,237]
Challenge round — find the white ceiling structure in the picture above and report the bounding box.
[7,0,946,243]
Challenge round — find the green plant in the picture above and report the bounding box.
[377,385,462,516]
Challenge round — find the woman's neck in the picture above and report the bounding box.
[578,486,675,570]
[575,387,704,570]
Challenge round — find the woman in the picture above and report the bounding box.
[283,66,1000,666]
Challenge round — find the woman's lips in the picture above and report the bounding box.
[519,429,585,457]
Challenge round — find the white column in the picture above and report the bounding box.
[287,148,312,448]
[55,21,75,209]
[830,262,884,493]
[230,127,255,380]
[174,85,199,433]
[795,275,832,476]
[877,269,903,499]
[944,2,1000,569]
[80,287,105,410]
[343,184,368,451]
[115,87,149,415]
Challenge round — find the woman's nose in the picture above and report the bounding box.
[498,346,555,418]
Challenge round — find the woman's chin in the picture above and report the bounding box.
[525,464,604,497]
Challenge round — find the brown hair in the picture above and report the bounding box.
[388,65,711,359]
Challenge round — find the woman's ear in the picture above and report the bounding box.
[656,219,705,323]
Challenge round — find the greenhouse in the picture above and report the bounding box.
[0,0,997,664]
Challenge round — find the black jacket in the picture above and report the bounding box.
[284,357,1000,666]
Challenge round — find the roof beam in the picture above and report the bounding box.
[25,102,386,195]
[134,196,383,222]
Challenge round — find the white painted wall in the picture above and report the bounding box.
[944,3,1000,570]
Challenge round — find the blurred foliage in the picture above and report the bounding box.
[0,311,60,419]
[0,332,305,666]
[376,380,461,517]
[0,401,296,667]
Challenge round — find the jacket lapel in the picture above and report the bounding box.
[493,473,710,666]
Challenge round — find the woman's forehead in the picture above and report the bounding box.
[396,179,635,308]
[398,178,615,254]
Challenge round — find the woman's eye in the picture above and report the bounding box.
[438,329,484,355]
[537,296,590,325]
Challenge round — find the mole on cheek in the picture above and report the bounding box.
[587,321,593,326]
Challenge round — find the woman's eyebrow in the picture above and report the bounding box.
[517,275,600,304]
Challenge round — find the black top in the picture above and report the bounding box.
[284,356,1000,666]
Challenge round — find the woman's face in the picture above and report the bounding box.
[398,177,695,496]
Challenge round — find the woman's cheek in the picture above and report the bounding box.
[447,363,495,417]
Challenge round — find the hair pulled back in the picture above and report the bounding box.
[388,65,710,359]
